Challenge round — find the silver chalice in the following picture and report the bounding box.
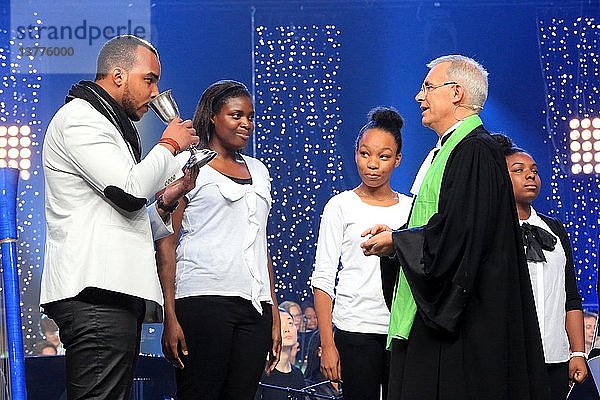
[149,90,217,170]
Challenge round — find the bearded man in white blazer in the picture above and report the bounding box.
[40,35,199,400]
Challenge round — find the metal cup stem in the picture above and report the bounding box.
[149,90,217,170]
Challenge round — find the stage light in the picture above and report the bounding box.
[19,159,31,170]
[569,119,580,129]
[570,130,580,140]
[19,148,31,159]
[20,137,31,147]
[7,126,19,136]
[569,117,600,175]
[0,124,33,180]
[7,148,19,159]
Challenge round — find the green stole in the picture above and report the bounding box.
[387,115,483,345]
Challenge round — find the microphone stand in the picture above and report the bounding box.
[258,381,342,399]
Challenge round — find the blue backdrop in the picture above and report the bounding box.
[0,0,598,353]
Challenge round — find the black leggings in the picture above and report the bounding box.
[547,361,569,400]
[175,296,273,400]
[334,329,390,400]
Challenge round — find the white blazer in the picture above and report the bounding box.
[41,98,181,306]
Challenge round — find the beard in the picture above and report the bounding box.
[121,82,142,122]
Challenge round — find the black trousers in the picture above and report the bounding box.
[547,362,569,400]
[175,296,273,400]
[44,287,146,400]
[386,338,407,400]
[334,329,390,400]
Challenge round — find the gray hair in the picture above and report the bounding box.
[427,55,488,111]
[279,300,301,313]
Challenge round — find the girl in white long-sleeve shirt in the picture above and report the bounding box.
[311,107,412,400]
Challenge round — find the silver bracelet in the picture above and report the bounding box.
[569,351,588,360]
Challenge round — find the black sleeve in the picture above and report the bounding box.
[396,132,514,333]
[563,235,583,311]
[380,221,410,311]
[541,215,583,311]
[380,256,400,312]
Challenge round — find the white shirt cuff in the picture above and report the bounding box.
[147,202,174,240]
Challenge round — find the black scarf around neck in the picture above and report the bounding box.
[521,222,557,263]
[66,81,142,162]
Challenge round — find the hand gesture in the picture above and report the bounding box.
[361,224,392,237]
[161,117,198,153]
[162,316,188,369]
[361,231,394,256]
[320,343,342,383]
[159,163,200,206]
[569,356,588,385]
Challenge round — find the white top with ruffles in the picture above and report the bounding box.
[175,155,273,313]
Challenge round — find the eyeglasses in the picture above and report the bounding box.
[419,81,458,95]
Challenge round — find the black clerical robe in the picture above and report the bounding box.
[389,126,551,400]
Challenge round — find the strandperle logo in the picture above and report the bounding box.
[14,19,147,46]
[10,1,151,74]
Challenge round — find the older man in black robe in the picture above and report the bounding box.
[361,55,551,400]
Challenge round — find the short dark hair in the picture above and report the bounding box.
[491,133,526,157]
[355,106,404,155]
[95,35,158,81]
[33,340,57,356]
[192,80,252,148]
